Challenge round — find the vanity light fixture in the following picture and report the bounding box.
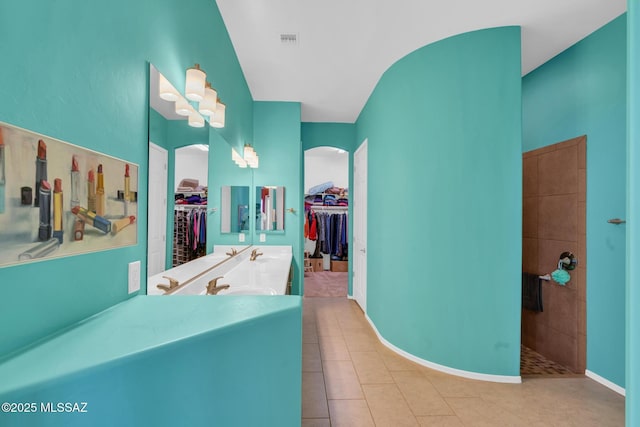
[158,73,179,101]
[232,148,248,168]
[185,64,206,102]
[157,64,226,128]
[244,144,259,169]
[210,100,226,128]
[199,82,218,117]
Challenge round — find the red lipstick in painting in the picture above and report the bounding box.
[70,155,80,209]
[34,140,47,207]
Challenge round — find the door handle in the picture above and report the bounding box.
[360,248,366,253]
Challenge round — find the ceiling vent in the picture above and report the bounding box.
[280,33,298,45]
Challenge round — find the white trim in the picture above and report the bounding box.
[365,314,522,384]
[585,370,626,396]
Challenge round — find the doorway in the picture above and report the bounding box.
[353,139,367,312]
[303,146,349,297]
[521,135,587,375]
[147,142,168,277]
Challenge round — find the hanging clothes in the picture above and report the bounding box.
[309,210,348,259]
[173,207,207,267]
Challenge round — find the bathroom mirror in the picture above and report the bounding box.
[255,186,285,232]
[148,64,210,276]
[221,185,250,233]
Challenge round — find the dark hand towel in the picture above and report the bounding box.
[522,272,543,312]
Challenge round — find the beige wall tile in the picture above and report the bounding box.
[522,237,539,274]
[523,197,539,239]
[547,285,578,338]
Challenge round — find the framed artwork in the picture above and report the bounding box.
[0,121,138,267]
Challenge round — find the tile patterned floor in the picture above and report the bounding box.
[302,297,625,426]
[520,345,574,376]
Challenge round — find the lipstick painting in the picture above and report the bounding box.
[0,121,139,267]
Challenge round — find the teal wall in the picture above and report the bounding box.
[208,130,254,250]
[301,122,356,294]
[627,1,639,424]
[523,15,627,387]
[253,102,303,294]
[355,27,522,376]
[0,0,253,357]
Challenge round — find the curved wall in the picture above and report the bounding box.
[355,26,522,378]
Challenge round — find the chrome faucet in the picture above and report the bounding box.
[157,276,179,292]
[206,276,230,295]
[250,248,263,261]
[226,247,238,256]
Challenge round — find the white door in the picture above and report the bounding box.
[353,139,368,312]
[147,142,168,278]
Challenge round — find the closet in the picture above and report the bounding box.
[173,205,207,266]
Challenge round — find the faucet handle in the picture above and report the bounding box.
[208,276,224,287]
[161,276,179,289]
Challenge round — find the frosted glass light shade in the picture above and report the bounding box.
[185,64,206,102]
[210,102,226,128]
[188,112,205,128]
[199,83,218,117]
[175,96,191,116]
[158,74,179,101]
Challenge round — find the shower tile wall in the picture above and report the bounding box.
[522,136,586,373]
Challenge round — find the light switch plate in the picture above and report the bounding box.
[239,233,245,242]
[128,261,141,294]
[260,233,266,242]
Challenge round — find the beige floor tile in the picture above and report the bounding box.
[422,370,481,398]
[301,418,331,427]
[416,416,465,426]
[303,342,323,372]
[328,399,375,427]
[363,383,419,426]
[323,360,364,399]
[342,328,378,352]
[319,335,351,360]
[350,351,395,384]
[392,370,454,416]
[375,343,422,371]
[302,372,329,419]
[445,397,527,426]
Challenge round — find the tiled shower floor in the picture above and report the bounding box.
[520,345,575,376]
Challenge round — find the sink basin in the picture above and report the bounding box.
[218,286,277,296]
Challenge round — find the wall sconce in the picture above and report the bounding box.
[231,144,259,169]
[157,64,226,129]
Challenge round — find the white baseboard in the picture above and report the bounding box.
[585,370,626,396]
[364,314,521,384]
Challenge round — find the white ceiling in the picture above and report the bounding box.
[216,0,626,123]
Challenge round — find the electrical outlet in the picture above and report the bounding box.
[239,233,245,242]
[260,233,266,242]
[128,261,141,293]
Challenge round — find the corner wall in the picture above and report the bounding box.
[522,14,627,387]
[356,27,523,377]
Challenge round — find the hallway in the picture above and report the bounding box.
[302,297,624,426]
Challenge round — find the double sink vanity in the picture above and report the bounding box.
[148,245,293,296]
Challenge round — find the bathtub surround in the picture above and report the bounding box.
[356,26,522,378]
[523,14,627,388]
[522,136,587,374]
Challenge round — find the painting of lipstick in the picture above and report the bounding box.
[0,121,139,267]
